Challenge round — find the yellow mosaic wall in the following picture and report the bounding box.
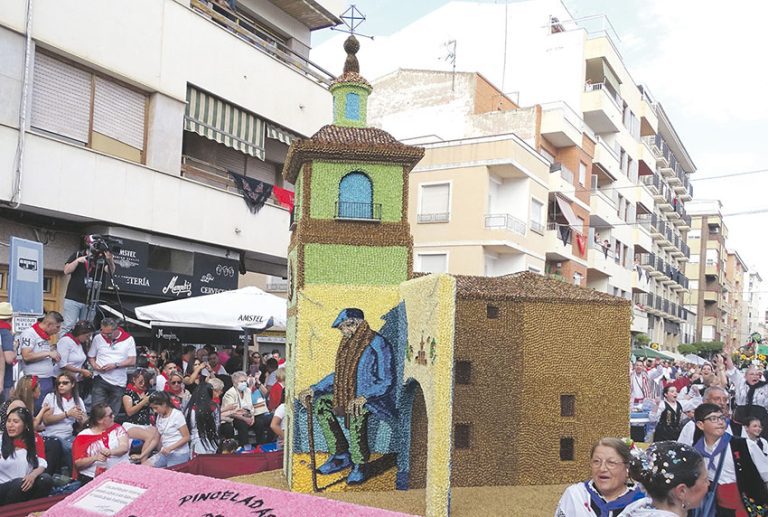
[400,274,457,517]
[288,283,402,493]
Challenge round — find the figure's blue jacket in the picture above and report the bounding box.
[312,332,397,422]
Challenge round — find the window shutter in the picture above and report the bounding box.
[93,76,146,150]
[215,143,246,175]
[419,254,447,273]
[420,184,450,214]
[31,53,91,143]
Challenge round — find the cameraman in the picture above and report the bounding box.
[61,236,115,335]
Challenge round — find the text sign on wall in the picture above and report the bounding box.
[8,237,44,314]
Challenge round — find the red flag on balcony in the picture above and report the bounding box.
[576,232,586,256]
[273,186,295,211]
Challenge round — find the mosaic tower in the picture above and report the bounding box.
[281,36,423,489]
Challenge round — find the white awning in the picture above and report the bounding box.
[555,195,580,228]
[99,304,151,329]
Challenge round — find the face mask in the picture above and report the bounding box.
[238,382,249,392]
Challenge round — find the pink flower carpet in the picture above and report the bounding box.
[43,463,418,517]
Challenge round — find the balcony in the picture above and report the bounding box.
[265,278,288,292]
[640,172,660,195]
[593,137,621,178]
[540,102,584,147]
[704,262,719,277]
[679,213,691,230]
[637,141,656,176]
[417,212,450,223]
[582,83,623,133]
[704,290,721,304]
[190,0,335,87]
[681,182,693,202]
[545,222,586,261]
[485,213,527,236]
[549,163,577,198]
[335,201,382,221]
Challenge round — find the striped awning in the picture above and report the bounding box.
[184,86,265,160]
[266,124,299,146]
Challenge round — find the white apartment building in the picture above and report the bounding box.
[748,271,765,338]
[0,0,339,328]
[353,0,695,347]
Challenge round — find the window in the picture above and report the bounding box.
[31,52,146,162]
[455,361,472,384]
[454,423,471,449]
[345,92,360,120]
[578,162,587,186]
[486,305,499,319]
[560,395,575,417]
[147,245,194,276]
[530,199,544,234]
[560,437,575,461]
[337,172,374,219]
[540,148,555,164]
[573,272,582,286]
[43,277,53,294]
[690,280,699,290]
[418,183,450,223]
[417,253,447,274]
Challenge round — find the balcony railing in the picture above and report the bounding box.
[551,162,575,184]
[265,279,288,292]
[636,252,656,267]
[530,220,545,235]
[485,214,527,235]
[547,222,584,246]
[335,201,382,221]
[190,0,335,86]
[417,212,450,223]
[585,82,622,110]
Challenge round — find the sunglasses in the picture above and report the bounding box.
[170,381,182,385]
[56,381,71,386]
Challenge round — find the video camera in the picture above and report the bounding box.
[84,234,121,259]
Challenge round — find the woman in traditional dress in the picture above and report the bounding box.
[555,437,644,516]
[652,385,684,441]
[622,441,709,516]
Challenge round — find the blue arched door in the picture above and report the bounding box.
[338,172,373,219]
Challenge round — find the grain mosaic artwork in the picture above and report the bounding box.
[281,34,632,517]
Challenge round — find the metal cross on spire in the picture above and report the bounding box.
[331,4,374,39]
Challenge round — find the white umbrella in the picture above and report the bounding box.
[684,353,708,365]
[134,286,287,332]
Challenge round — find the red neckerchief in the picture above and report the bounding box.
[0,321,11,331]
[111,328,131,344]
[125,384,145,396]
[64,333,84,347]
[71,423,120,478]
[31,323,50,340]
[212,396,221,404]
[62,393,73,401]
[12,434,45,460]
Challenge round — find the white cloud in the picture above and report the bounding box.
[632,0,768,123]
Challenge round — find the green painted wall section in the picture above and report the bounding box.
[309,161,404,222]
[303,244,409,285]
[294,172,303,223]
[331,84,369,128]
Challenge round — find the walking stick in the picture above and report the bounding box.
[305,396,319,493]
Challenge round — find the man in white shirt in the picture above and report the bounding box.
[692,403,768,513]
[88,318,136,415]
[18,312,63,411]
[630,360,663,409]
[678,386,738,445]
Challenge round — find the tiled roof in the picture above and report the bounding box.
[453,271,626,303]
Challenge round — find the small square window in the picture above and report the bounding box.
[560,394,575,417]
[560,437,575,461]
[455,361,472,385]
[43,277,53,294]
[486,305,499,319]
[454,423,471,449]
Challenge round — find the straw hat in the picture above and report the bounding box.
[0,302,13,319]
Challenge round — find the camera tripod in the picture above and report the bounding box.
[83,254,122,326]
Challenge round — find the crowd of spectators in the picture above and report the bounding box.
[0,306,287,507]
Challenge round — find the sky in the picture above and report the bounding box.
[311,0,768,300]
